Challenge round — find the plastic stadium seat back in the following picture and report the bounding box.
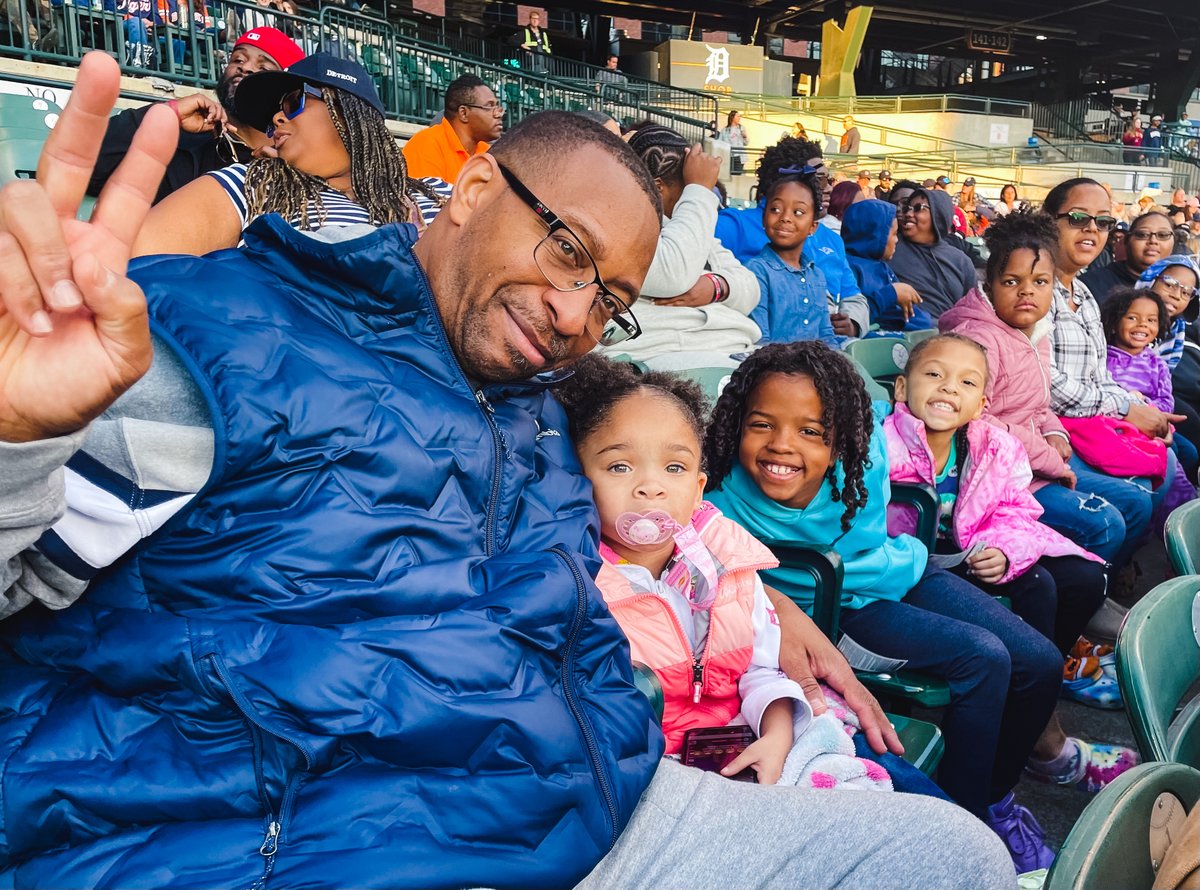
[905,328,937,345]
[1116,576,1200,766]
[1164,500,1200,575]
[846,336,910,390]
[632,662,663,721]
[1044,762,1200,890]
[888,713,944,776]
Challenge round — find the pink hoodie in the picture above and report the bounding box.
[939,287,1070,491]
[884,404,1101,583]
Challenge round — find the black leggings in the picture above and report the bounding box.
[950,555,1108,657]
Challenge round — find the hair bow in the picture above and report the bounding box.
[778,164,821,176]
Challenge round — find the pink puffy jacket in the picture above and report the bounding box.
[939,288,1070,490]
[884,404,1102,583]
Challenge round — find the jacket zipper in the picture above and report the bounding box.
[620,560,773,704]
[551,547,620,850]
[209,655,314,888]
[475,389,505,556]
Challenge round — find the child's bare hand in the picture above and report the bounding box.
[721,727,791,786]
[967,547,1008,584]
[1046,435,1073,462]
[830,313,856,336]
[894,283,922,320]
[1060,468,1077,489]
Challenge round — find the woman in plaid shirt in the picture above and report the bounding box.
[1044,177,1186,568]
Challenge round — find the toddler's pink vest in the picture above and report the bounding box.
[596,504,778,754]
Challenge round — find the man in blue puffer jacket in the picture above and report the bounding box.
[0,53,1015,890]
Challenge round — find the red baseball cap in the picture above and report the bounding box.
[234,27,304,69]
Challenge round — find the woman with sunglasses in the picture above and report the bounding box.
[133,53,448,257]
[1080,210,1175,304]
[889,186,976,318]
[1044,177,1186,571]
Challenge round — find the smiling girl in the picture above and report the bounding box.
[746,169,839,345]
[704,341,1063,871]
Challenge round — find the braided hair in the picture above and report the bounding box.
[244,88,444,230]
[627,123,690,187]
[704,342,873,531]
[1101,286,1170,345]
[981,208,1059,284]
[555,354,710,460]
[755,135,824,203]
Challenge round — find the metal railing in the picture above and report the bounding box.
[0,1,717,141]
[791,93,1032,118]
[383,25,718,140]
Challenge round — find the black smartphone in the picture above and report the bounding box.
[680,725,757,783]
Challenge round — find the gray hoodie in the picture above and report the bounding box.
[890,188,977,318]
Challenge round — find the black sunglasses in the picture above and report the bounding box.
[1056,211,1118,232]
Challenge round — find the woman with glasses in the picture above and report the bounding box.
[1080,210,1176,303]
[1045,177,1186,571]
[133,53,448,257]
[889,186,976,318]
[1135,256,1200,462]
[599,124,761,371]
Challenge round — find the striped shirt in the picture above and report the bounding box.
[207,163,452,237]
[1048,277,1131,418]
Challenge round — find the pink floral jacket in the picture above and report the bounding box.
[884,404,1103,582]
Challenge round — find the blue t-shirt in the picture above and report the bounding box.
[745,245,838,346]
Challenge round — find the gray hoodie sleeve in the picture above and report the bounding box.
[0,336,214,618]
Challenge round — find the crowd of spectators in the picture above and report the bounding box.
[2,38,1200,890]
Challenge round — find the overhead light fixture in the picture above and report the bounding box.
[1035,34,1047,40]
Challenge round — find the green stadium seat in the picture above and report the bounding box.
[1116,575,1200,766]
[845,336,911,397]
[632,662,663,721]
[1044,761,1200,890]
[1164,500,1200,575]
[905,328,938,345]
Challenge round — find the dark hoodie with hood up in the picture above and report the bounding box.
[842,200,934,331]
[889,188,977,318]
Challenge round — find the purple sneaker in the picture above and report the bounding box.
[985,792,1056,873]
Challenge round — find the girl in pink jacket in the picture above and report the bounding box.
[939,211,1125,565]
[885,333,1138,794]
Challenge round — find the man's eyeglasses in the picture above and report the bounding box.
[496,163,641,346]
[462,102,505,115]
[266,84,323,137]
[1158,274,1198,300]
[1130,229,1175,243]
[1056,211,1118,232]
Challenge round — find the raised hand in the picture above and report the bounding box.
[0,52,178,443]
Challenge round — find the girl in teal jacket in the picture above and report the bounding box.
[704,341,1062,873]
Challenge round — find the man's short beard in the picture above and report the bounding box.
[216,77,237,117]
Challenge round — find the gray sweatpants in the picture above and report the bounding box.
[577,759,1016,890]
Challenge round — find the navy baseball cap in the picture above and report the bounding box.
[235,52,384,133]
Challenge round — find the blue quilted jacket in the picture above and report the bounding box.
[0,218,662,888]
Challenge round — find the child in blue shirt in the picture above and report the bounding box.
[841,199,933,332]
[746,169,840,347]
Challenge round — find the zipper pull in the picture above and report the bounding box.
[475,390,495,414]
[259,820,280,857]
[692,661,703,703]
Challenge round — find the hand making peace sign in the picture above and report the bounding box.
[0,52,178,443]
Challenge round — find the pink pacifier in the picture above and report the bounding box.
[614,510,681,548]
